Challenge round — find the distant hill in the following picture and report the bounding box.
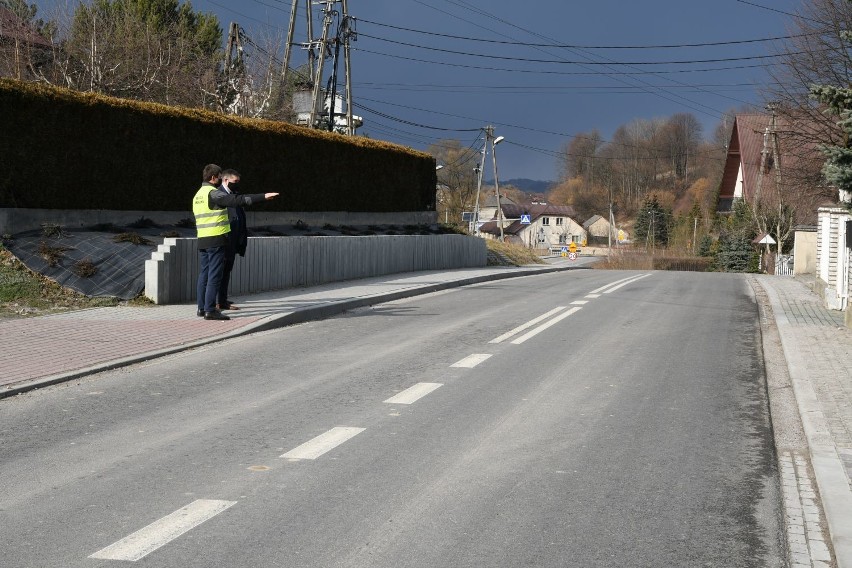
[486,178,556,193]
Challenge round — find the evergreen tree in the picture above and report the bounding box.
[634,194,669,248]
[810,3,852,204]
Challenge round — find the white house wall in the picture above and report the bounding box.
[816,207,851,311]
[734,162,744,199]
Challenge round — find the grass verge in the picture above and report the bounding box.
[486,240,546,266]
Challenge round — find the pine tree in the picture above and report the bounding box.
[634,194,669,248]
[810,9,852,204]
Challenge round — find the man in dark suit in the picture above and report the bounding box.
[217,168,249,311]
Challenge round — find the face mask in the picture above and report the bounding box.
[227,181,240,191]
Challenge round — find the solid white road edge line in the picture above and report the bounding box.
[603,273,651,294]
[280,427,366,460]
[383,382,443,405]
[451,354,493,368]
[511,307,582,345]
[89,499,236,562]
[489,307,567,343]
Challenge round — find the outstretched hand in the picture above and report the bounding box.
[265,193,280,199]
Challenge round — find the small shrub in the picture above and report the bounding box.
[437,224,465,235]
[293,220,310,231]
[37,241,73,266]
[341,225,358,232]
[697,235,714,257]
[368,225,383,232]
[159,230,181,238]
[113,232,154,246]
[127,216,160,229]
[176,218,196,228]
[72,258,98,278]
[323,223,338,231]
[41,223,64,238]
[359,230,377,236]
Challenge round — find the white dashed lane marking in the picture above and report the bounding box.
[511,307,582,345]
[89,499,236,561]
[451,354,493,368]
[603,273,651,293]
[384,382,443,405]
[489,307,567,344]
[588,275,640,294]
[281,427,366,460]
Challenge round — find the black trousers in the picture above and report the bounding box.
[217,245,236,306]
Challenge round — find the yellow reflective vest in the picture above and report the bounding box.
[192,184,230,239]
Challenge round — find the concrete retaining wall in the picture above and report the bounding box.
[145,234,487,305]
[0,208,437,235]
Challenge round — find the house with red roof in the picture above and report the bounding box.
[0,7,52,79]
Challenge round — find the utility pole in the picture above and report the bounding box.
[486,126,505,241]
[223,22,245,114]
[471,145,486,235]
[281,0,357,133]
[607,187,613,251]
[768,103,784,256]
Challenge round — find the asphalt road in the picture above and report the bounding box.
[0,269,784,567]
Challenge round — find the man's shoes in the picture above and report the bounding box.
[196,309,205,317]
[204,310,230,321]
[217,302,239,310]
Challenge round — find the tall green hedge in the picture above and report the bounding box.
[0,79,437,212]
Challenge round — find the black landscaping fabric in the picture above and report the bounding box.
[4,226,195,300]
[4,222,445,300]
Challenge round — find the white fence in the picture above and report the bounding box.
[775,254,794,276]
[145,234,487,304]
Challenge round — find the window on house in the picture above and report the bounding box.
[555,218,563,225]
[572,235,581,243]
[542,217,550,225]
[558,234,567,244]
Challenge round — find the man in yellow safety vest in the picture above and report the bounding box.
[193,163,279,320]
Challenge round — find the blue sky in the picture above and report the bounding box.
[59,0,806,181]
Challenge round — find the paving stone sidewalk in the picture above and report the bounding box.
[756,274,852,568]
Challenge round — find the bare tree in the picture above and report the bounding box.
[0,0,54,80]
[32,0,222,108]
[429,139,481,227]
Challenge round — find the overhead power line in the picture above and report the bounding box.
[358,33,801,65]
[354,102,482,132]
[354,47,780,76]
[359,17,812,49]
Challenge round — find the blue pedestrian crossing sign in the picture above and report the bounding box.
[561,246,568,253]
[520,214,531,225]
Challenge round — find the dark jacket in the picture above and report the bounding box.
[225,195,248,256]
[197,187,266,250]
